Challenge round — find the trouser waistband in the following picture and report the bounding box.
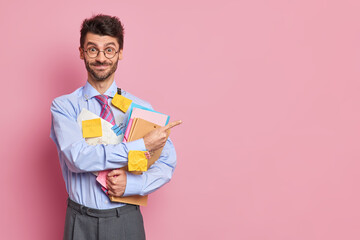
[67,198,139,218]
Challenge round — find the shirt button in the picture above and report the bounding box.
[105,200,109,204]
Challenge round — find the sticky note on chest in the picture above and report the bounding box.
[82,118,102,138]
[128,151,148,172]
[111,93,132,112]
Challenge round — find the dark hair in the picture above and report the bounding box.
[80,14,124,49]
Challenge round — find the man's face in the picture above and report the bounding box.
[80,32,123,82]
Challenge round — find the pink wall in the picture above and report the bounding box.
[1,0,360,239]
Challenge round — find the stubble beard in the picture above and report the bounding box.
[85,58,118,82]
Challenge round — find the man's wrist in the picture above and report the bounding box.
[122,172,144,197]
[125,138,147,152]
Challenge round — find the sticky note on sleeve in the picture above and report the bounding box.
[128,151,148,172]
[111,93,132,112]
[82,118,102,138]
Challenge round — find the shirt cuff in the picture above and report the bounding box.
[123,172,143,197]
[125,138,147,151]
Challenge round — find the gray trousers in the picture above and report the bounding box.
[64,199,146,240]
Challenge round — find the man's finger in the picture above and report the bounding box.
[110,178,117,185]
[108,168,125,177]
[164,120,182,130]
[106,180,113,189]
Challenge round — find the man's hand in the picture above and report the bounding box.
[106,168,127,197]
[143,120,182,152]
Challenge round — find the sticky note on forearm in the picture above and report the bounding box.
[128,151,148,172]
[82,118,102,138]
[111,93,132,112]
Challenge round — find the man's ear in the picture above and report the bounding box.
[118,49,123,60]
[79,47,84,59]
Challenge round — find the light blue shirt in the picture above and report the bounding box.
[50,81,177,209]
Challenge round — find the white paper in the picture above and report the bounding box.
[77,108,124,176]
[77,108,123,145]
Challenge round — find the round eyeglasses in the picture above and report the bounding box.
[83,47,119,59]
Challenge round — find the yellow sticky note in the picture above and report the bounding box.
[128,151,148,172]
[82,118,102,138]
[111,93,132,112]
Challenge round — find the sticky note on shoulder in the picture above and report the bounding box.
[111,93,132,112]
[82,118,102,138]
[128,151,148,172]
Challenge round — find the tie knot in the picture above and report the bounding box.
[94,95,109,106]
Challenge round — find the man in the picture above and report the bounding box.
[50,14,181,240]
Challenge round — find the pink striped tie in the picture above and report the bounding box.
[94,95,115,125]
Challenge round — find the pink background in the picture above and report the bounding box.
[1,0,360,239]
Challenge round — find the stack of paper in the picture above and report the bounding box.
[123,107,169,142]
[78,103,171,206]
[109,118,169,205]
[97,106,170,206]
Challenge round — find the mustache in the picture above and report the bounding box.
[90,62,111,66]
